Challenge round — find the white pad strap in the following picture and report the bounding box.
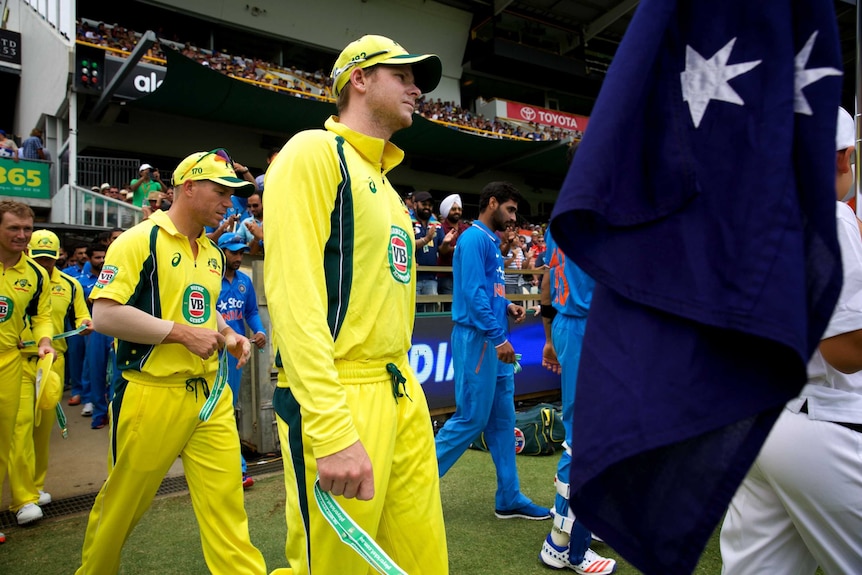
[555,474,570,499]
[561,440,572,456]
[553,509,575,535]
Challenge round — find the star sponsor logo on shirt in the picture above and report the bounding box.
[182,284,211,325]
[0,295,13,323]
[95,265,118,288]
[388,226,412,284]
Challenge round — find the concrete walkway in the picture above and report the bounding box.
[0,389,185,510]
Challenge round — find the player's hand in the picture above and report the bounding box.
[508,303,526,323]
[542,342,561,375]
[37,340,56,360]
[79,319,94,336]
[166,323,224,359]
[224,331,252,368]
[317,440,375,500]
[496,340,516,364]
[250,332,267,348]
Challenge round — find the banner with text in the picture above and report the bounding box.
[504,101,589,133]
[411,313,560,411]
[0,159,50,200]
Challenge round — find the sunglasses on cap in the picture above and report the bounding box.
[331,50,390,82]
[174,148,235,185]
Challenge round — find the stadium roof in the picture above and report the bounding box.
[130,49,573,183]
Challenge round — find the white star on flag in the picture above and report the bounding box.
[681,38,762,128]
[794,30,842,115]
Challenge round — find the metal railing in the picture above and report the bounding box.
[52,184,144,229]
[61,156,142,191]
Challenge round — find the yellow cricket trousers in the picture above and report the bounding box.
[0,347,24,503]
[76,375,266,575]
[274,357,448,575]
[8,354,65,511]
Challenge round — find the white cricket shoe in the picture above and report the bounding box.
[16,503,43,525]
[540,534,616,574]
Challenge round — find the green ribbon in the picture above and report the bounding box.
[313,479,407,575]
[55,403,68,439]
[514,353,523,374]
[21,324,89,347]
[198,351,228,422]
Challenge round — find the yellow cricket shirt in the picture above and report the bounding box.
[91,210,225,382]
[21,268,90,357]
[264,116,417,458]
[0,254,51,352]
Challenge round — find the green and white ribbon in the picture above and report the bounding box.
[21,324,89,347]
[55,403,68,439]
[313,479,407,575]
[198,351,228,422]
[514,353,523,374]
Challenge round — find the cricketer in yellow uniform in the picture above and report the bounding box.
[9,230,91,514]
[77,154,265,574]
[264,36,448,575]
[0,231,52,516]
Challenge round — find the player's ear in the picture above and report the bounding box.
[837,147,854,175]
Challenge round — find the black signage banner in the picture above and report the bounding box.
[412,313,560,411]
[105,56,166,99]
[0,30,21,65]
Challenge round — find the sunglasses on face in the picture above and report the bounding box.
[174,148,235,185]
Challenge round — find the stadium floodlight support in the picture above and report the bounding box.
[88,30,157,122]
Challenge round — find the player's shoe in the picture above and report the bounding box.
[242,475,255,490]
[38,490,52,505]
[495,502,551,520]
[0,531,5,543]
[16,503,44,526]
[68,395,81,406]
[81,403,94,416]
[540,535,616,574]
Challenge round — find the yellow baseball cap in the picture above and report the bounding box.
[331,35,442,97]
[29,230,61,260]
[35,354,62,414]
[172,149,256,198]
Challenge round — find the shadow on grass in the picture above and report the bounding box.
[0,450,728,574]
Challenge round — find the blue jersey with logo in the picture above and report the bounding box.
[218,270,265,337]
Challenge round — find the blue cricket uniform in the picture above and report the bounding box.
[435,221,532,512]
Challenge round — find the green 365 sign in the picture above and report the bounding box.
[0,159,50,199]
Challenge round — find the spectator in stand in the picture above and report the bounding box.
[237,193,263,255]
[129,164,165,208]
[216,232,267,489]
[160,186,174,211]
[19,128,45,160]
[0,130,19,161]
[503,223,526,299]
[142,191,163,219]
[437,194,470,312]
[404,191,415,216]
[412,191,445,313]
[255,148,280,193]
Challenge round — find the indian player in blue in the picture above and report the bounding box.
[538,225,616,574]
[217,232,266,488]
[435,181,551,520]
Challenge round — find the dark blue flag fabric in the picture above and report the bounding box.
[550,1,843,573]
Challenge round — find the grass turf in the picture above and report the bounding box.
[0,449,729,574]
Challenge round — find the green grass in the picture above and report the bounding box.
[0,450,727,574]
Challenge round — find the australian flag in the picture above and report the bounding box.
[550,1,844,573]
